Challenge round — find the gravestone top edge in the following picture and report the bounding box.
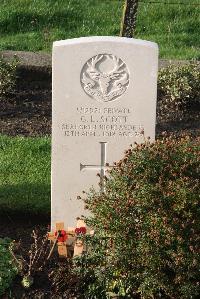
[53,36,158,50]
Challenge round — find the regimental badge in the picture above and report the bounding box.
[80,54,129,102]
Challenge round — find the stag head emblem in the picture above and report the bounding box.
[80,54,129,102]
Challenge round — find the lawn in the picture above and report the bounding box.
[0,135,51,216]
[0,0,199,59]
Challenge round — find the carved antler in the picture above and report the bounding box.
[113,73,129,88]
[109,56,125,79]
[89,55,103,68]
[87,55,103,80]
[81,73,95,87]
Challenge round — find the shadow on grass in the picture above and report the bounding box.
[0,182,50,221]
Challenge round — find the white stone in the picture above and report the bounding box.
[51,36,158,229]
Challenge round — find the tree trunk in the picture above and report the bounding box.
[120,0,139,38]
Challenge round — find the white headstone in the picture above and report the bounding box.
[52,36,158,228]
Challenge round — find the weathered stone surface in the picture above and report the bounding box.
[52,36,158,228]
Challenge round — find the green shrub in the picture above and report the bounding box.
[0,238,18,296]
[157,62,200,121]
[76,135,200,299]
[0,57,18,96]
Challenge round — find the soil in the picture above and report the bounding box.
[0,56,199,298]
[1,82,200,138]
[0,216,78,299]
[0,217,50,298]
[0,86,52,137]
[0,51,199,137]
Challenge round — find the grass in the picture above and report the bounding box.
[0,135,51,216]
[0,1,199,216]
[0,0,199,59]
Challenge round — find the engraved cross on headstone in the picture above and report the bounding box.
[80,142,112,191]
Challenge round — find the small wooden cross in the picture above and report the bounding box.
[74,219,86,256]
[48,222,69,258]
[48,219,91,259]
